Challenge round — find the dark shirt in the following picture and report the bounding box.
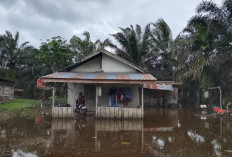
[76,96,85,106]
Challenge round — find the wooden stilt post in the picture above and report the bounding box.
[96,85,98,117]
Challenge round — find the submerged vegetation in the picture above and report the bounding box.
[0,0,232,107]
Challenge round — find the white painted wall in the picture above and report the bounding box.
[68,83,84,107]
[102,54,137,73]
[71,56,101,72]
[70,53,138,73]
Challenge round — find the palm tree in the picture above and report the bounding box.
[70,31,109,62]
[107,24,152,67]
[148,18,176,80]
[173,1,232,103]
[0,31,32,69]
[194,0,232,103]
[0,31,33,80]
[17,48,51,98]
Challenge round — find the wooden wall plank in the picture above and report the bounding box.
[124,108,128,119]
[119,108,122,119]
[95,107,143,119]
[53,107,57,118]
[110,107,114,118]
[114,107,119,118]
[132,109,136,118]
[128,108,133,118]
[100,107,105,118]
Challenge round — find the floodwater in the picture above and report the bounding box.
[1,109,232,157]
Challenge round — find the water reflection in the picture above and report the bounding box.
[1,109,232,156]
[187,130,205,143]
[12,150,38,157]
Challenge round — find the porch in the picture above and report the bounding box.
[51,83,145,119]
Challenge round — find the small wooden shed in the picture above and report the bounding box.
[41,49,157,118]
[0,77,14,103]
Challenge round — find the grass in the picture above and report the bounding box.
[0,98,41,110]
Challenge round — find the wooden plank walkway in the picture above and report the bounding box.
[96,107,143,119]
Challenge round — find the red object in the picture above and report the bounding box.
[213,107,230,114]
[35,114,43,124]
[37,79,44,87]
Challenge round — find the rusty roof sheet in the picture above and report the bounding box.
[41,72,156,81]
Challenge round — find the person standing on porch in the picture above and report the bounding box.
[76,92,85,108]
[117,93,125,107]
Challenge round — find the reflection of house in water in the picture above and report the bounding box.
[142,109,182,157]
[94,119,145,155]
[51,119,75,146]
[50,118,145,156]
[144,109,180,129]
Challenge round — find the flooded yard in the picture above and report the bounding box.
[1,109,232,157]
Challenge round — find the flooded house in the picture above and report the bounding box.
[0,77,14,103]
[40,49,180,118]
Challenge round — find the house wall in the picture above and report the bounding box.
[70,54,138,73]
[68,83,84,107]
[102,54,137,73]
[71,56,102,72]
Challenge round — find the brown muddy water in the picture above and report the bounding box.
[1,109,232,157]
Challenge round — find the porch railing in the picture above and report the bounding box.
[96,106,143,119]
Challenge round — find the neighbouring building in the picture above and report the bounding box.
[0,77,14,103]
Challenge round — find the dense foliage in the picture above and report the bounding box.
[0,0,232,107]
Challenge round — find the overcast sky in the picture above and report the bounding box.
[0,0,222,48]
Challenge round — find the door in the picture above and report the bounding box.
[84,84,96,111]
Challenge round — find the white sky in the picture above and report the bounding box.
[0,0,222,47]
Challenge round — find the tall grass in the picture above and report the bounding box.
[0,98,41,110]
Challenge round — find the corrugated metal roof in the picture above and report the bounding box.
[41,72,156,81]
[144,83,174,91]
[155,81,181,86]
